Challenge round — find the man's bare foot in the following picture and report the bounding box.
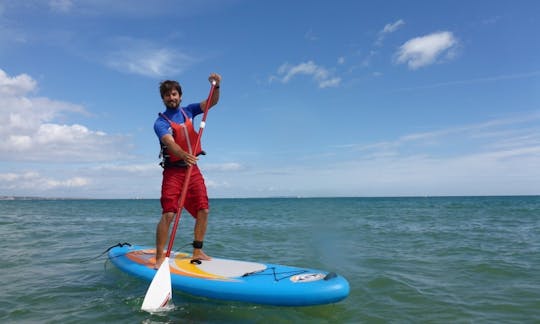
[154,256,165,270]
[192,249,212,261]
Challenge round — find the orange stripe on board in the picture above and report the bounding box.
[125,249,231,280]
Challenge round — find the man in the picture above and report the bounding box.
[153,73,221,268]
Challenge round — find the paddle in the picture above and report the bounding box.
[141,80,217,312]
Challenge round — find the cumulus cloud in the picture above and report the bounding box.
[0,69,36,96]
[272,61,341,88]
[395,31,459,69]
[0,171,89,190]
[0,69,129,162]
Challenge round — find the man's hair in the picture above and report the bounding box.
[159,80,182,98]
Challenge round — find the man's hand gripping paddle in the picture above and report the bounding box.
[141,80,217,312]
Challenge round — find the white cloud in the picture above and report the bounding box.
[92,163,157,174]
[0,69,166,198]
[0,162,163,198]
[304,29,318,41]
[395,31,459,69]
[2,1,216,18]
[0,171,89,190]
[209,113,540,197]
[376,19,405,45]
[205,179,231,190]
[0,69,129,162]
[209,142,540,197]
[105,38,198,78]
[49,0,73,13]
[383,19,405,34]
[396,70,540,91]
[353,114,540,158]
[203,162,244,172]
[0,69,36,96]
[272,61,341,88]
[481,16,501,25]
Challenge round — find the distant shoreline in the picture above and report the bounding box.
[1,195,539,201]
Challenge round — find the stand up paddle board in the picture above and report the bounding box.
[108,244,349,306]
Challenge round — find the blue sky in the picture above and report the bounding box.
[1,0,539,198]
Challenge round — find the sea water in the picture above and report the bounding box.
[1,196,539,323]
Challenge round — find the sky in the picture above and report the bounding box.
[0,0,539,199]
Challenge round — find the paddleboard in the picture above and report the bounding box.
[108,244,349,306]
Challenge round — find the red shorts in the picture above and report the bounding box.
[160,165,209,218]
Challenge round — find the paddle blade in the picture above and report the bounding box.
[141,257,172,312]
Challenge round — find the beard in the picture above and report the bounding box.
[165,100,180,109]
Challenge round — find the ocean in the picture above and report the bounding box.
[1,196,539,323]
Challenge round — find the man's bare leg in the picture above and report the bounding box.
[192,209,211,260]
[155,212,174,268]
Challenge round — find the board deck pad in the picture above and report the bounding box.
[108,244,349,306]
[193,258,267,278]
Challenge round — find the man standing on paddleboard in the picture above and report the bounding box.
[153,73,221,268]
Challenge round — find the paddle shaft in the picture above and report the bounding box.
[165,81,217,258]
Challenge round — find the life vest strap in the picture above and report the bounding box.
[160,150,207,169]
